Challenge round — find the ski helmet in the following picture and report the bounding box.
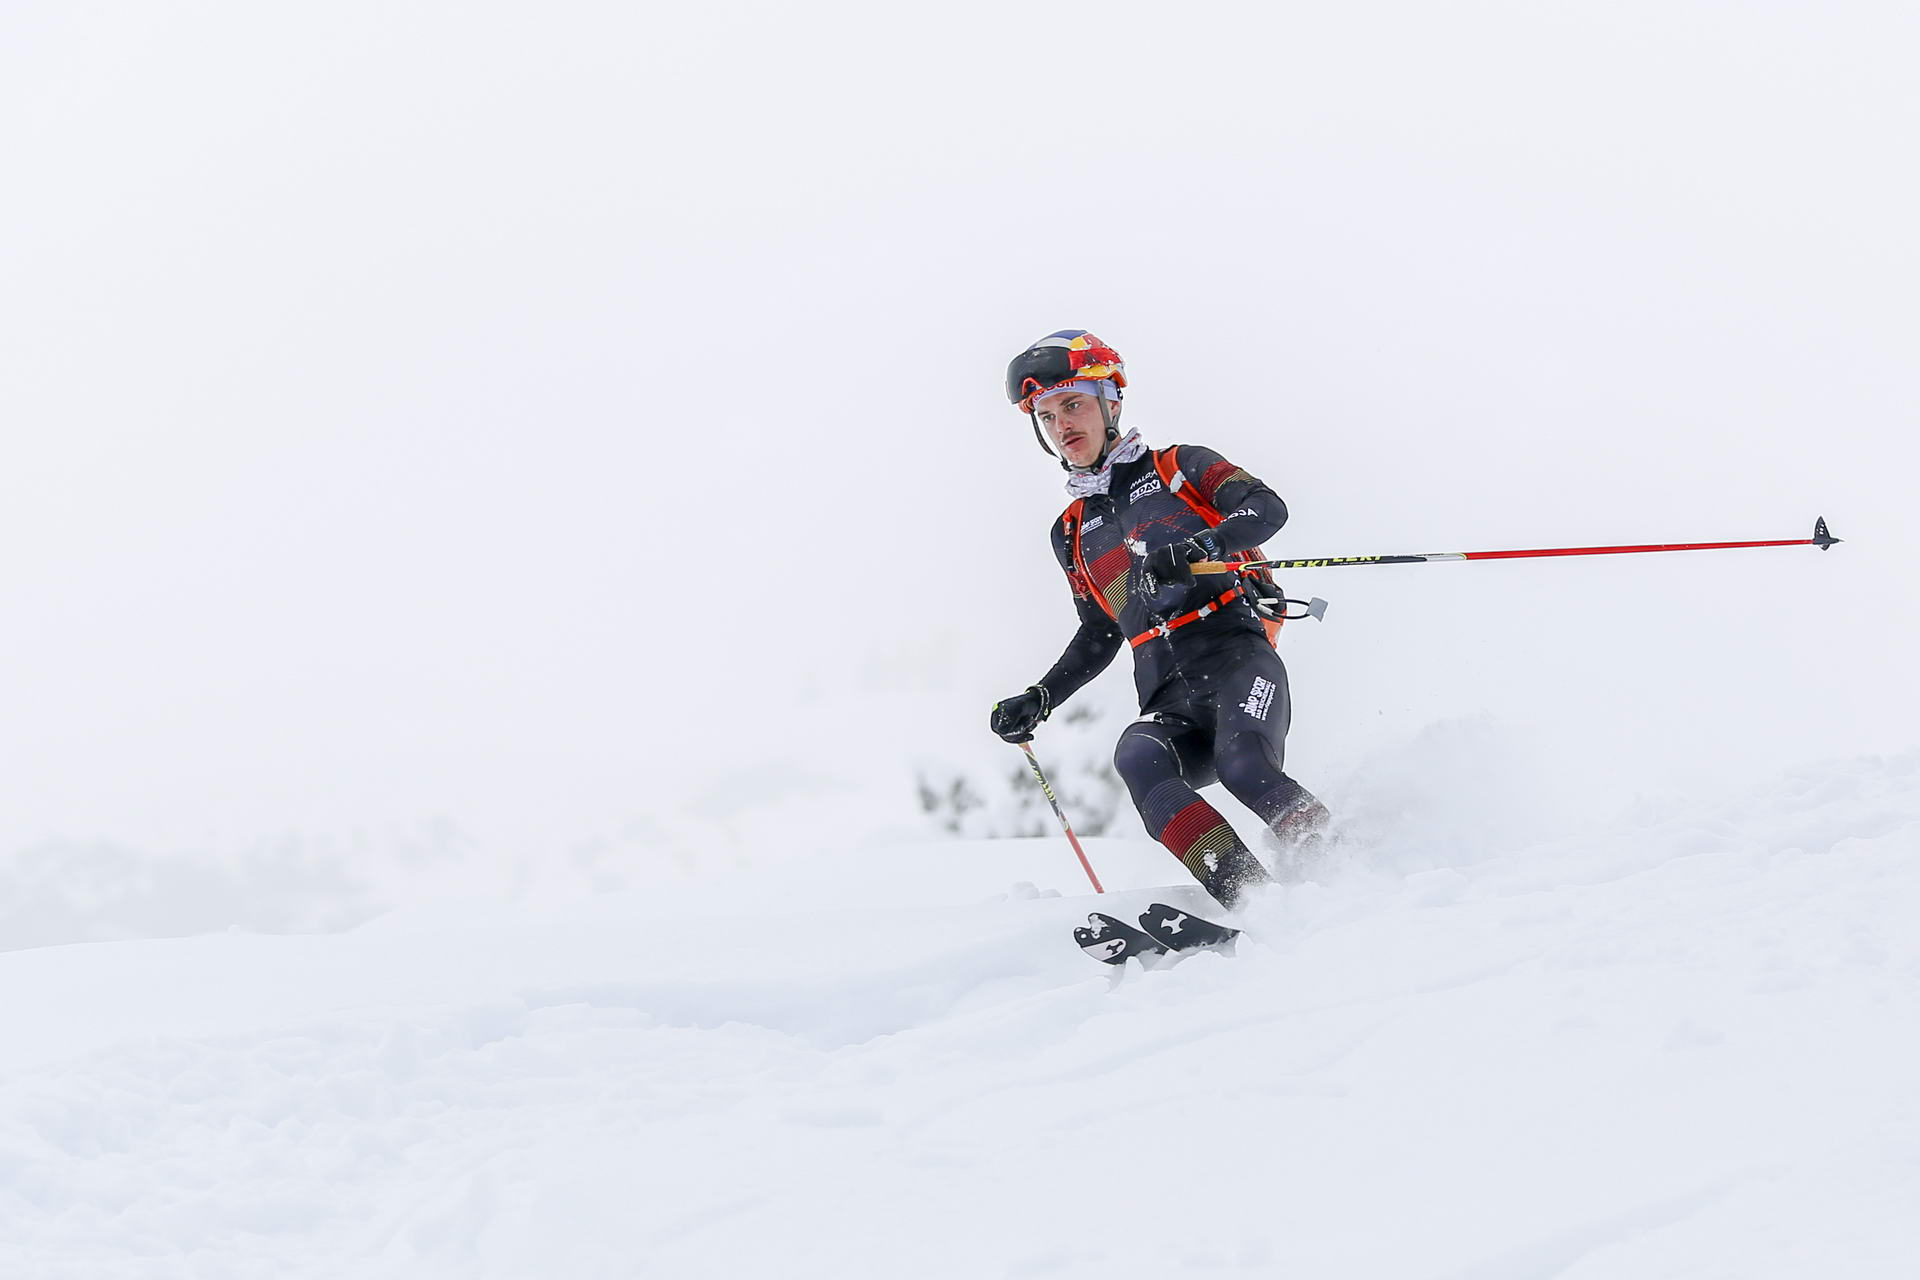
[1005,330,1127,412]
[1006,330,1127,462]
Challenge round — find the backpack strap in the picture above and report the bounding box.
[1128,584,1244,648]
[1061,499,1119,622]
[1155,445,1223,525]
[1151,446,1285,647]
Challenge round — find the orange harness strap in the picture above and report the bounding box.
[1155,446,1219,523]
[1129,585,1242,649]
[1155,445,1283,647]
[1061,499,1118,623]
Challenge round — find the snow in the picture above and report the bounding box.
[4,748,1917,1278]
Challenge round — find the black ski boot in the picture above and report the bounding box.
[1266,793,1334,885]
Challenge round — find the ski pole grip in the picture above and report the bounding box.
[1190,561,1232,574]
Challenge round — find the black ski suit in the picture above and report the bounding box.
[1035,444,1317,907]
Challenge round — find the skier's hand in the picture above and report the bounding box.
[1142,533,1221,591]
[989,686,1051,743]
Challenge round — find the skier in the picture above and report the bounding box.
[990,330,1330,912]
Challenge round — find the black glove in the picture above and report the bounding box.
[989,685,1051,743]
[1142,532,1223,589]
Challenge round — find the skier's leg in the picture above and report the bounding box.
[1209,648,1332,879]
[1112,714,1270,908]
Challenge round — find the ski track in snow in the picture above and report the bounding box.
[2,753,1917,1279]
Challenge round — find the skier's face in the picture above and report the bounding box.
[1035,389,1115,468]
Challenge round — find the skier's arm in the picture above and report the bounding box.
[992,524,1125,741]
[1038,519,1124,706]
[1178,444,1288,553]
[1036,592,1124,707]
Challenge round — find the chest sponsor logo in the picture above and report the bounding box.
[1081,514,1104,532]
[1127,477,1162,503]
[1240,675,1276,721]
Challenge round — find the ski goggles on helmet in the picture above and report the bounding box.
[1005,335,1126,410]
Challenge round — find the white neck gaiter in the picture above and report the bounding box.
[1063,428,1147,498]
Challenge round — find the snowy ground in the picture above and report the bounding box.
[4,749,1915,1279]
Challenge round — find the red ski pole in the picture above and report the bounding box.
[1192,516,1842,575]
[1016,741,1104,893]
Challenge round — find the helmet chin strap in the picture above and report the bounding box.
[1086,395,1120,468]
[1028,410,1057,461]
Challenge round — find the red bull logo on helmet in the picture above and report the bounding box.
[1035,330,1125,383]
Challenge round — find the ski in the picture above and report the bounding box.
[1073,912,1167,966]
[1136,902,1240,954]
[1074,903,1240,967]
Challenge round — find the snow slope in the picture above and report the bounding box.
[5,749,1915,1279]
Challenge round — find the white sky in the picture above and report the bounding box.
[2,2,1915,878]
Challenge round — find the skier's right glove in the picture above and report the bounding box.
[989,686,1052,744]
[1142,532,1224,590]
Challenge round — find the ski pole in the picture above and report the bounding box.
[1016,741,1104,893]
[1192,516,1841,575]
